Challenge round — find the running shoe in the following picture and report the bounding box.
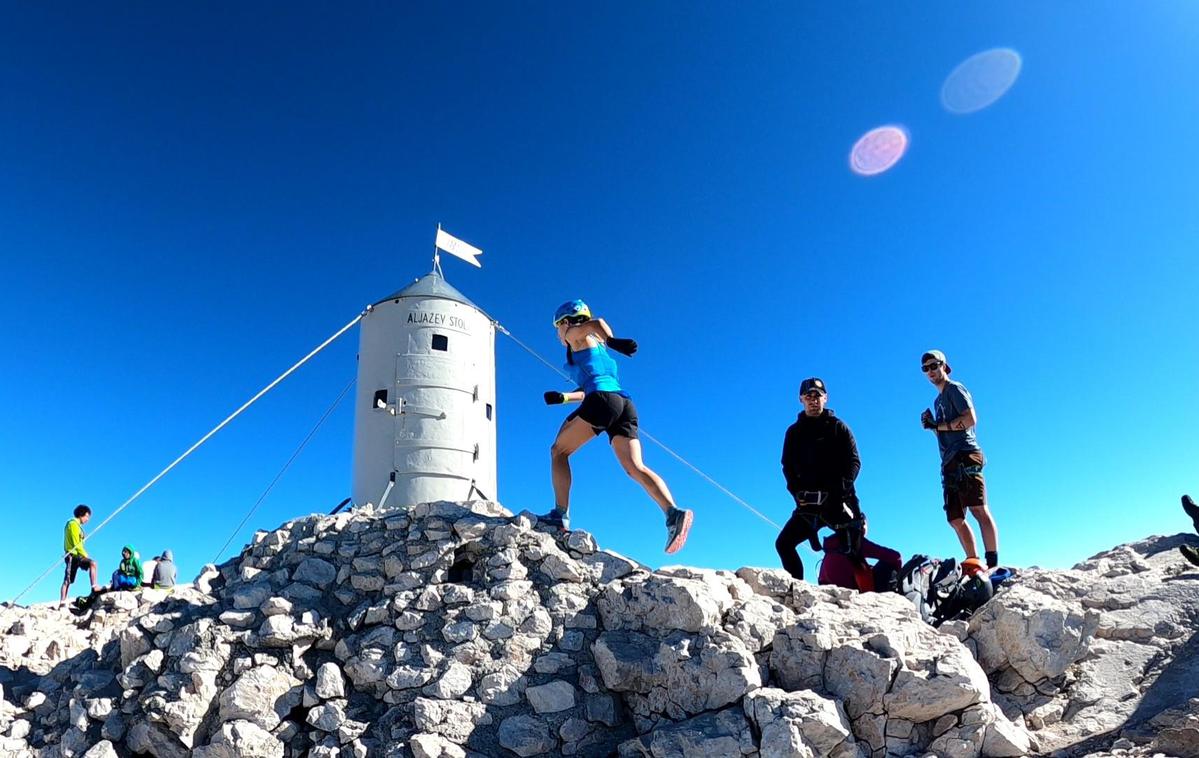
[538,508,570,530]
[664,507,694,554]
[1181,544,1199,568]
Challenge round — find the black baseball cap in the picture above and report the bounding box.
[799,377,827,396]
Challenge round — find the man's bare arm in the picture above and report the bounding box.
[937,407,977,433]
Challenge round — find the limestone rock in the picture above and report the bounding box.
[410,732,467,758]
[967,581,1099,681]
[194,720,284,758]
[618,707,756,757]
[479,664,527,706]
[526,680,576,713]
[315,661,346,699]
[294,557,337,587]
[770,590,989,723]
[412,697,492,744]
[81,741,120,758]
[218,665,300,731]
[307,700,347,731]
[598,573,733,633]
[593,629,760,723]
[424,660,472,699]
[744,687,857,757]
[498,714,557,757]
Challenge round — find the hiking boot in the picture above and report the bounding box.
[538,508,570,530]
[1181,544,1199,568]
[1183,495,1199,533]
[664,507,694,554]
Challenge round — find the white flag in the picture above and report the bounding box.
[435,228,483,268]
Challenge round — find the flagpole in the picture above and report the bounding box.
[433,223,443,276]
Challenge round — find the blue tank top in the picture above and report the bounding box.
[566,344,625,394]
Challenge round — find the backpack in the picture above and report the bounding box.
[896,554,989,626]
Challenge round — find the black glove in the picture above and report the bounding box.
[607,337,638,356]
[921,408,936,430]
[544,391,567,405]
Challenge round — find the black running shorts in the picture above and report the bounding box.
[64,554,95,584]
[568,391,639,441]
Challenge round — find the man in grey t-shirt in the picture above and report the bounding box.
[920,349,1001,569]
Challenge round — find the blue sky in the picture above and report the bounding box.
[3,4,1197,603]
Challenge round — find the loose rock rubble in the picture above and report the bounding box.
[0,501,1196,757]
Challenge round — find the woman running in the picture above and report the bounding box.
[540,299,694,554]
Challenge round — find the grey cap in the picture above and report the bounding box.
[921,349,952,374]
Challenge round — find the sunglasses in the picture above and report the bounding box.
[921,361,943,372]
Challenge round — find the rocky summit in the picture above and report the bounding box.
[0,501,1197,758]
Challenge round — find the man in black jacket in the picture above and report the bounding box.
[776,377,862,581]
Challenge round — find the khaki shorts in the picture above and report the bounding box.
[942,450,987,522]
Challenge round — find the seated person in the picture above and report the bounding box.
[151,549,177,589]
[818,516,902,592]
[110,545,143,591]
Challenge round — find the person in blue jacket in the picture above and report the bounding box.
[540,299,694,554]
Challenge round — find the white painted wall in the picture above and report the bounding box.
[351,274,497,509]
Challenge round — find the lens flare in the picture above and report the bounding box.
[849,125,908,176]
[941,48,1022,115]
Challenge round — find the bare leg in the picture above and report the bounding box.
[60,578,69,604]
[949,518,979,559]
[550,416,599,512]
[89,563,100,592]
[970,506,999,553]
[611,437,675,515]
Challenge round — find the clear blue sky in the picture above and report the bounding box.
[3,4,1197,603]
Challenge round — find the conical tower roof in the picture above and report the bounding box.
[374,272,480,310]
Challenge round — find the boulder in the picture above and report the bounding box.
[743,687,857,757]
[598,573,733,633]
[497,714,557,757]
[618,707,756,757]
[593,629,760,724]
[194,720,284,758]
[217,665,300,731]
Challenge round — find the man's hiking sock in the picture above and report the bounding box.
[985,551,999,569]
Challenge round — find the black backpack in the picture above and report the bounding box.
[896,554,969,626]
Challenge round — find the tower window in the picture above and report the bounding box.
[432,334,448,351]
[486,403,493,420]
[373,389,389,409]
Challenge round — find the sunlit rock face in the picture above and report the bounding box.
[1,499,1196,757]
